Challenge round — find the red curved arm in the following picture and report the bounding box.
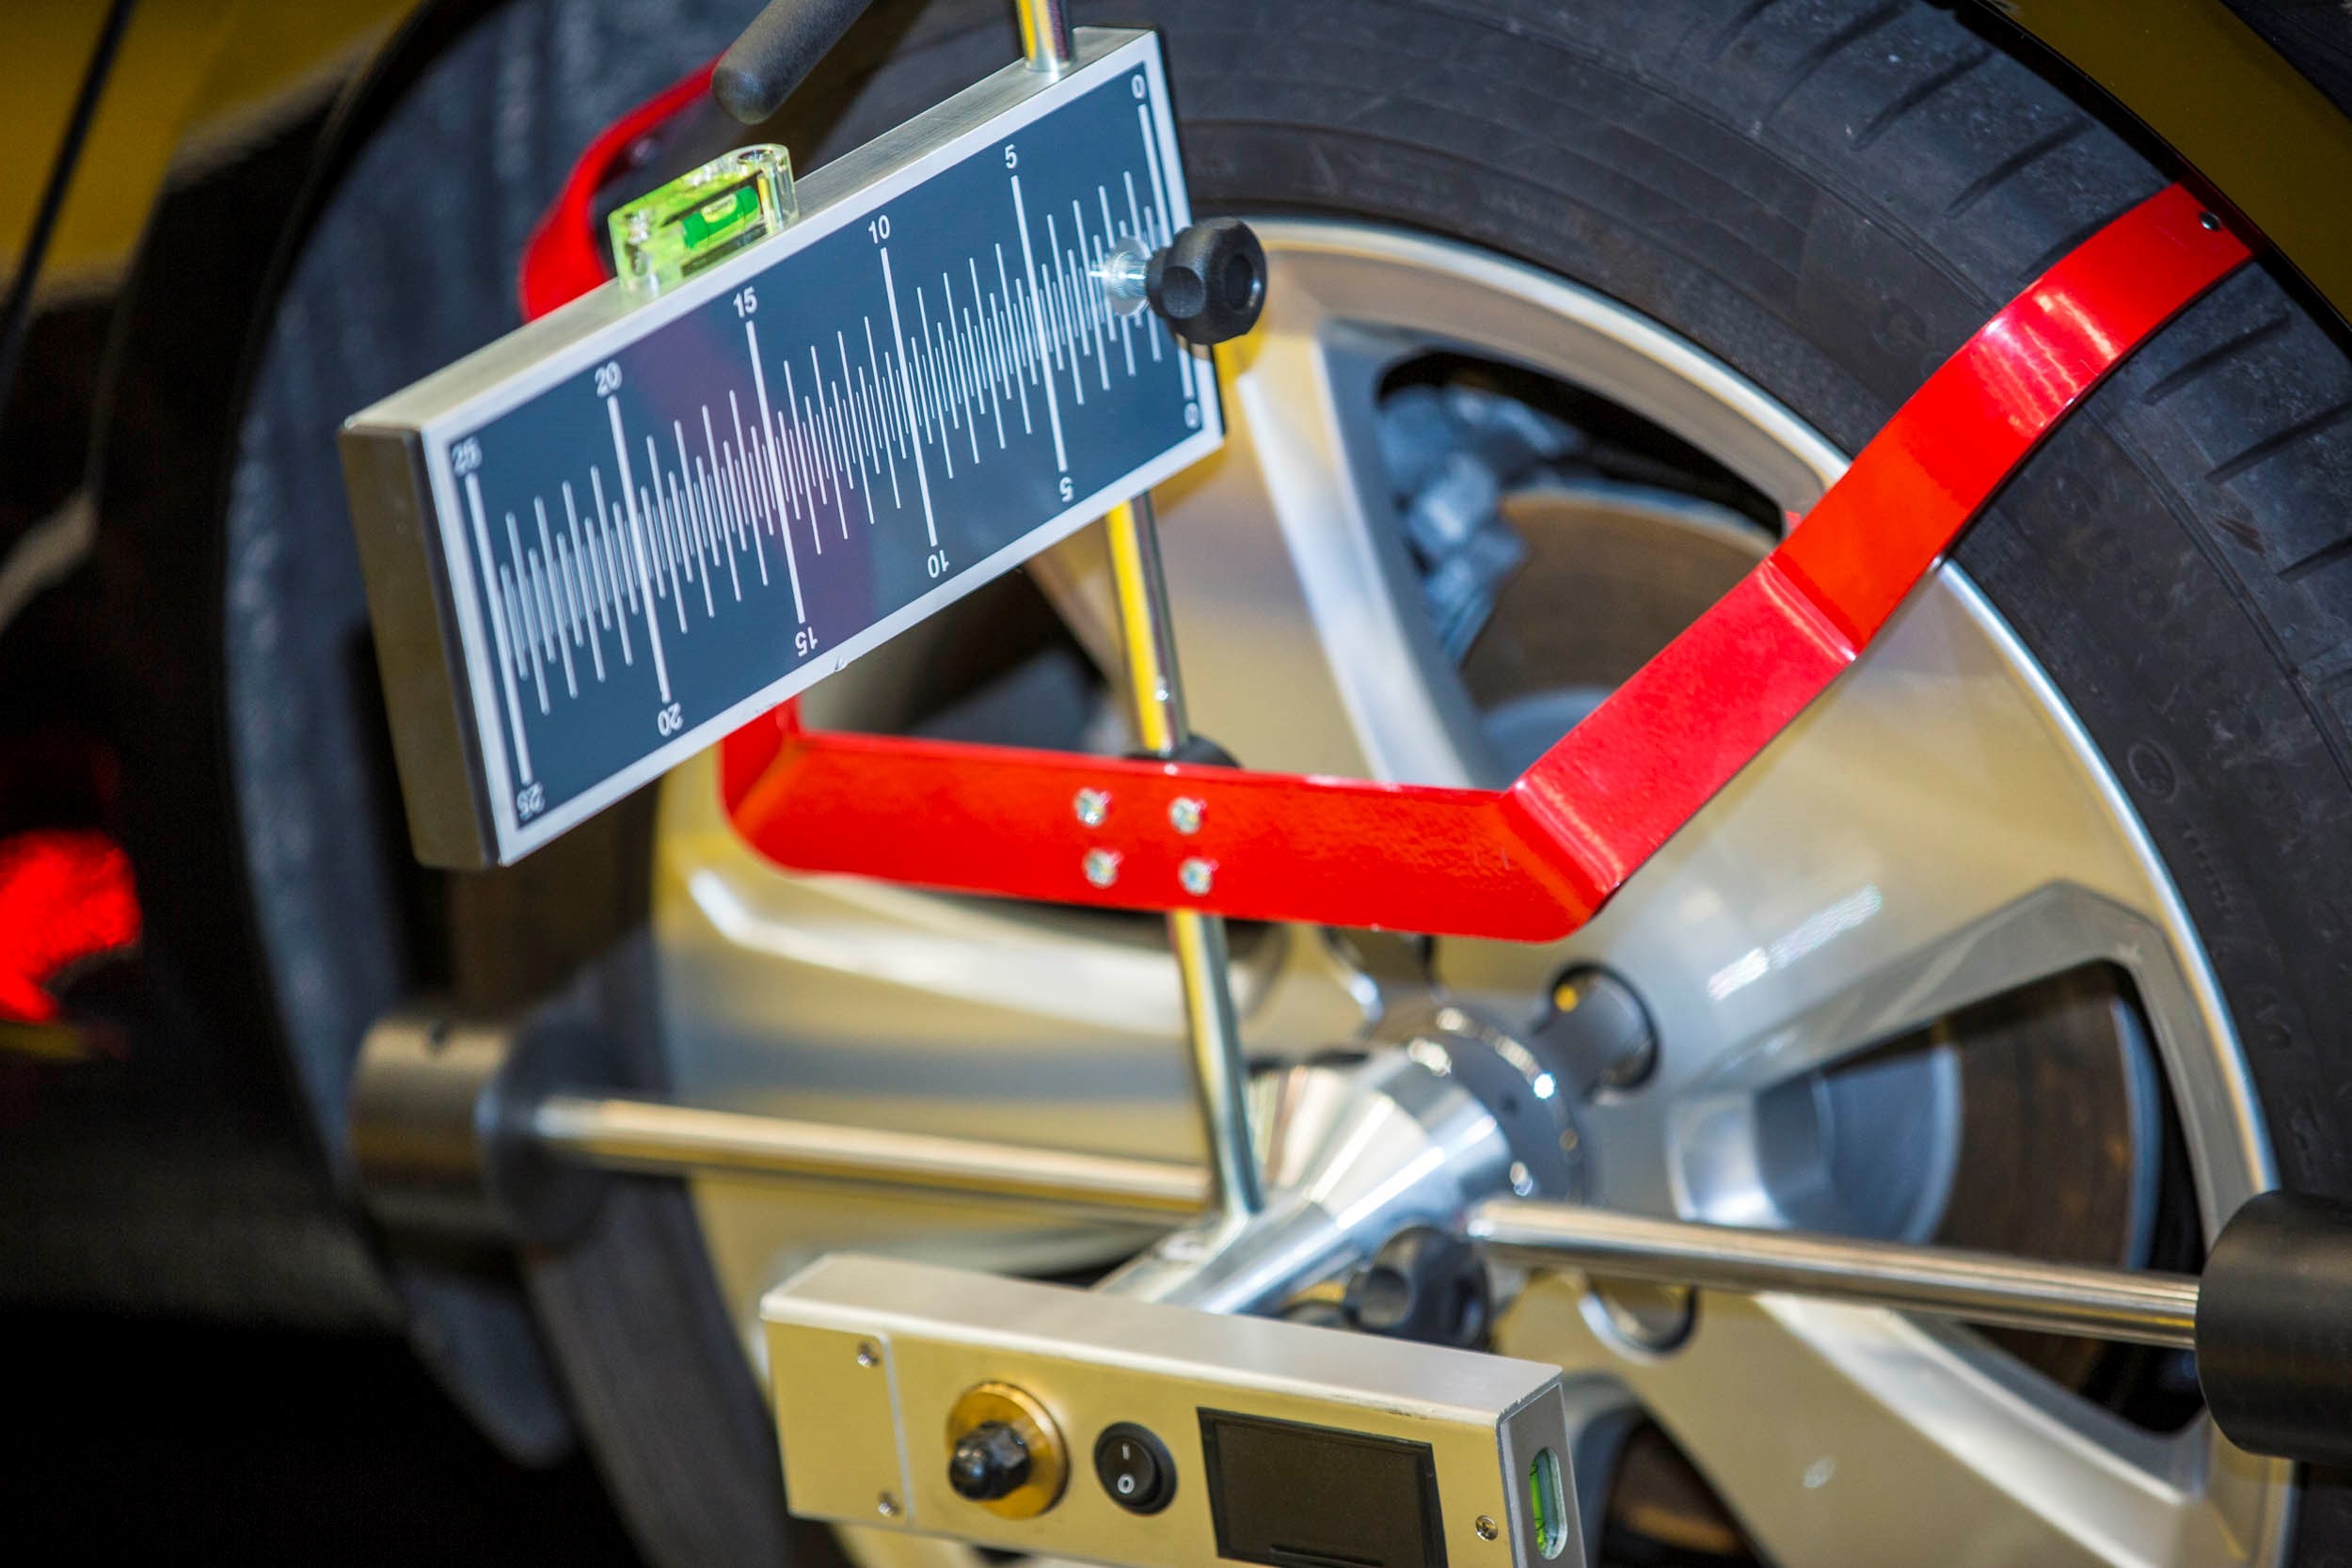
[721,186,2249,942]
[514,98,2249,942]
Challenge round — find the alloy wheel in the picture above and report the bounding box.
[649,220,2288,1568]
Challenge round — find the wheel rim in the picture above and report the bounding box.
[650,220,2289,1568]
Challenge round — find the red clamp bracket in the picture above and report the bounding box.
[718,185,2249,941]
[523,104,2248,944]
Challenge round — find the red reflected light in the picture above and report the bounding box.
[0,831,139,1024]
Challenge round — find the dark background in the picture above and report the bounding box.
[4,1307,645,1566]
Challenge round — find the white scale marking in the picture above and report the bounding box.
[604,396,672,702]
[464,473,534,784]
[534,498,578,698]
[699,407,744,601]
[878,245,940,547]
[561,483,607,681]
[1009,173,1069,473]
[744,320,810,622]
[590,467,636,668]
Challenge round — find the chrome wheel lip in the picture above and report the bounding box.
[653,218,2287,1568]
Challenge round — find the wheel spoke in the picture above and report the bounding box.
[1502,1279,2285,1568]
[1439,569,2258,1227]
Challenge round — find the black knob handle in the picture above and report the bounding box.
[712,0,876,124]
[2195,1190,2352,1467]
[947,1421,1033,1502]
[1147,218,1266,347]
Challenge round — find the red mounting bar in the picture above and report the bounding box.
[718,185,2249,941]
[521,104,2247,942]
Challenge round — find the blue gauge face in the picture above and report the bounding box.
[347,31,1221,864]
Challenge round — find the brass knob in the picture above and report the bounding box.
[945,1382,1066,1519]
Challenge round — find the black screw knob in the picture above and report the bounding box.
[1147,218,1266,346]
[947,1420,1032,1502]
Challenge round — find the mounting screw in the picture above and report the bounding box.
[877,1493,901,1519]
[1084,848,1121,888]
[1475,1516,1500,1542]
[1168,796,1204,834]
[2200,210,2223,231]
[1179,858,1215,895]
[1074,788,1110,827]
[855,1340,882,1368]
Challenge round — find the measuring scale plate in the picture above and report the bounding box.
[342,28,1220,867]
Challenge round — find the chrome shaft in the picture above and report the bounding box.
[1016,0,1257,1222]
[1102,477,1263,1225]
[1470,1199,2201,1350]
[532,1093,1205,1218]
[1017,0,1073,71]
[530,1093,2201,1345]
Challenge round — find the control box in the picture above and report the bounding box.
[763,1256,1581,1568]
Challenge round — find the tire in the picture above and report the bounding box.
[219,0,2352,1562]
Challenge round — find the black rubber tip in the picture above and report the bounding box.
[712,0,875,124]
[2196,1189,2352,1466]
[1146,218,1267,347]
[947,1422,1031,1502]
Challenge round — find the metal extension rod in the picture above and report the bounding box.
[1470,1199,2201,1349]
[533,1093,1207,1217]
[522,1086,2191,1349]
[1018,0,1074,71]
[1103,493,1264,1222]
[1022,0,1261,1227]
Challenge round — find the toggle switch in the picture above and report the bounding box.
[1094,1422,1175,1514]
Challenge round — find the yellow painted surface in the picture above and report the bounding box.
[2,0,409,295]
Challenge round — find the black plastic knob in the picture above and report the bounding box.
[712,0,876,124]
[1146,218,1267,346]
[2196,1190,2352,1467]
[947,1421,1033,1502]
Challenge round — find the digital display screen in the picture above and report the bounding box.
[1199,1410,1446,1568]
